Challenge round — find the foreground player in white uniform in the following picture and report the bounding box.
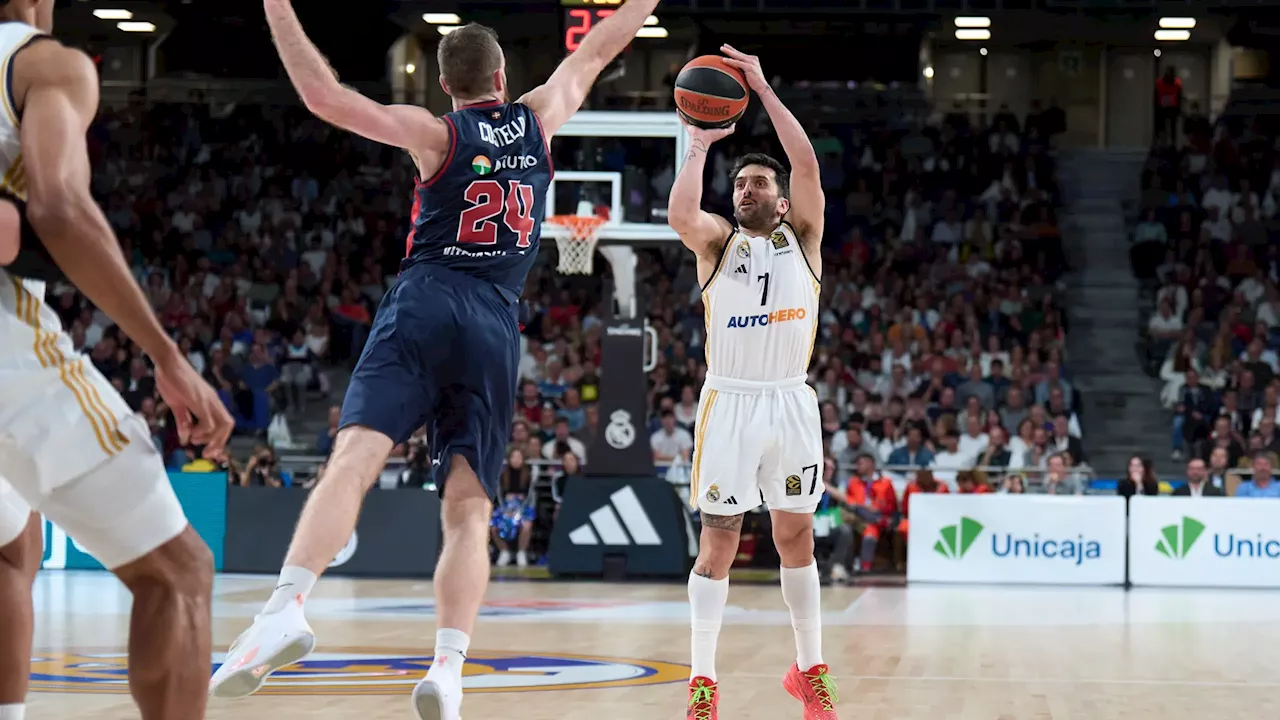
[0,2,233,718]
[668,46,838,720]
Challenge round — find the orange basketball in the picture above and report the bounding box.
[673,55,748,129]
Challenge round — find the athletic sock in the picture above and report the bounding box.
[0,703,25,720]
[263,565,318,614]
[779,561,823,670]
[688,571,729,682]
[428,628,471,681]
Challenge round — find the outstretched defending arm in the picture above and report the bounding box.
[668,123,734,264]
[263,0,446,155]
[519,0,661,137]
[16,41,232,451]
[721,45,824,253]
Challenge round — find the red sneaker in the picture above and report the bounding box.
[686,676,719,720]
[783,663,839,719]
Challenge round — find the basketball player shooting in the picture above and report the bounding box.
[0,2,235,719]
[209,1,661,718]
[668,46,837,720]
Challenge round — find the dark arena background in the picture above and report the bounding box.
[19,0,1280,717]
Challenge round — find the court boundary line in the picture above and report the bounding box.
[724,673,1280,688]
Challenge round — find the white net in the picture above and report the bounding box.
[550,216,605,275]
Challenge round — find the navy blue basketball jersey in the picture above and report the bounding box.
[403,100,553,294]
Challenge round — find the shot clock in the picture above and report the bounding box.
[561,0,624,53]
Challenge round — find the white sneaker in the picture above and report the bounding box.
[496,550,512,567]
[830,563,849,584]
[516,551,528,568]
[209,602,316,699]
[412,672,463,720]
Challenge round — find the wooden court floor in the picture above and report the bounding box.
[23,572,1280,719]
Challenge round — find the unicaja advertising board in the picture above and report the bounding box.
[906,494,1127,585]
[1129,496,1280,588]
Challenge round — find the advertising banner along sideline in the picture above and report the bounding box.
[906,494,1127,585]
[41,472,228,571]
[1129,496,1280,588]
[223,486,442,577]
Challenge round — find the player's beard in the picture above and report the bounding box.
[734,199,778,234]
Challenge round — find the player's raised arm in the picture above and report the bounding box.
[720,45,824,250]
[263,0,446,154]
[518,0,661,136]
[668,122,735,263]
[15,41,232,452]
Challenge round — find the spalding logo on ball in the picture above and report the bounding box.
[673,55,749,130]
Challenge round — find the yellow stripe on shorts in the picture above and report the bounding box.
[688,388,719,508]
[10,277,127,456]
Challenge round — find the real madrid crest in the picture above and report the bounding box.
[736,241,750,258]
[706,484,720,503]
[605,410,636,450]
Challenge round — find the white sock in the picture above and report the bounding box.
[428,628,471,681]
[263,565,318,614]
[780,561,823,670]
[688,571,729,682]
[0,703,25,720]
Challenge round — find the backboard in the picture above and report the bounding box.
[540,111,686,245]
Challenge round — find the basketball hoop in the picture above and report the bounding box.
[547,214,607,275]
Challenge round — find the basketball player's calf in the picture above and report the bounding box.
[771,509,838,719]
[112,527,214,719]
[0,514,40,718]
[686,512,742,719]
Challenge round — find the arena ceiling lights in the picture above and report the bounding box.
[92,9,132,20]
[423,13,462,25]
[117,21,156,33]
[1156,17,1194,41]
[954,16,990,41]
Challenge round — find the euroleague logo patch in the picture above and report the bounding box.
[30,649,688,695]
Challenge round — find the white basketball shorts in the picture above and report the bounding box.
[0,273,187,567]
[689,374,824,516]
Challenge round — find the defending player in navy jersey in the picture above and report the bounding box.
[210,1,663,719]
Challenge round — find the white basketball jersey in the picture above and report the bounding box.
[0,22,44,202]
[701,222,820,383]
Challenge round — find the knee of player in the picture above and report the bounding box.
[772,524,814,556]
[442,492,492,534]
[120,529,213,596]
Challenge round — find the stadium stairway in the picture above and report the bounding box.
[1058,148,1173,477]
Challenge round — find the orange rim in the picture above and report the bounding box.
[547,214,607,241]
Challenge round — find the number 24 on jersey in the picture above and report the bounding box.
[457,179,536,248]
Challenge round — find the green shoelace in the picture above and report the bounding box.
[805,669,838,711]
[687,682,716,719]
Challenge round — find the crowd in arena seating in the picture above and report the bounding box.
[64,91,1092,571]
[1135,109,1280,500]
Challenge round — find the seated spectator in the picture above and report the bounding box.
[491,447,535,567]
[649,410,693,465]
[894,469,949,572]
[1174,457,1224,497]
[1000,473,1027,494]
[956,470,992,494]
[240,444,282,487]
[1042,453,1079,495]
[551,451,584,522]
[929,432,969,490]
[886,424,934,471]
[829,454,899,578]
[1236,452,1280,498]
[280,329,317,413]
[1118,454,1160,498]
[543,417,587,464]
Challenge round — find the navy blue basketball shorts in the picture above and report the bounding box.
[339,263,519,501]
